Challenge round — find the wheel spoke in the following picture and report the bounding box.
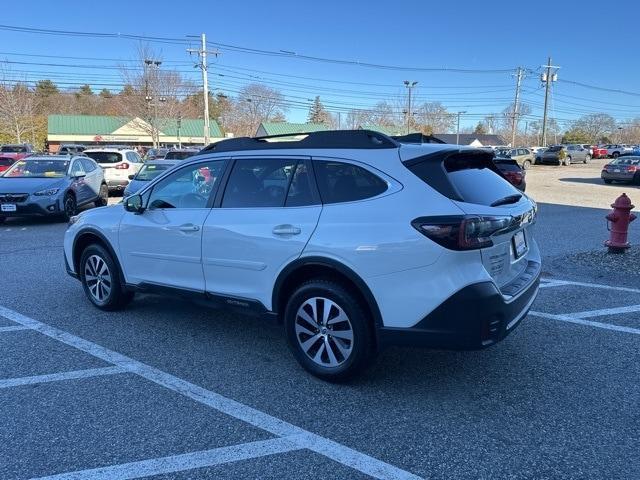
[324,338,339,366]
[85,274,98,282]
[300,333,322,353]
[313,341,326,363]
[322,299,334,326]
[295,322,316,337]
[327,311,349,326]
[329,329,353,341]
[332,337,352,358]
[297,308,317,329]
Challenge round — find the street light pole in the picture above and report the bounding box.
[456,111,466,145]
[404,80,417,134]
[187,34,220,146]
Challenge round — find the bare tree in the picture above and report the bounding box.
[571,113,617,143]
[228,83,288,137]
[0,69,36,143]
[414,102,456,134]
[118,44,195,146]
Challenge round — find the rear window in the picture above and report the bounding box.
[1,146,26,153]
[165,151,197,160]
[611,156,640,165]
[493,159,521,172]
[405,150,519,206]
[84,151,123,164]
[547,146,562,152]
[0,158,14,166]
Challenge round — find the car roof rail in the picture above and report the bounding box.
[390,133,445,144]
[200,129,399,153]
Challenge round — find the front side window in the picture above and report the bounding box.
[147,160,224,209]
[70,161,86,177]
[81,158,97,172]
[221,158,298,208]
[314,160,387,204]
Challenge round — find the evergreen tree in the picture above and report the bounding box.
[307,96,329,124]
[473,122,487,135]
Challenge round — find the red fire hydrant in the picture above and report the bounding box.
[605,193,636,253]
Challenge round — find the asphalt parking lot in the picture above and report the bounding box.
[1,161,639,479]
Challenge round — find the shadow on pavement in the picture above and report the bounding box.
[559,177,639,187]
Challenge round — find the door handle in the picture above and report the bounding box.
[272,225,301,236]
[178,224,200,232]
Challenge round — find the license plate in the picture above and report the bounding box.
[512,230,527,258]
[1,203,16,212]
[613,169,621,173]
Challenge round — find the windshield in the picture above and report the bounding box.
[1,145,27,153]
[547,146,562,152]
[164,151,197,160]
[84,151,122,164]
[3,159,69,178]
[135,163,175,181]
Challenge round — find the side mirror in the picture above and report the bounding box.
[124,194,144,214]
[74,173,86,179]
[128,174,135,180]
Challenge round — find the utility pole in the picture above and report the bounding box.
[541,57,560,147]
[177,114,182,149]
[404,80,417,134]
[456,111,466,145]
[511,67,524,147]
[188,34,220,145]
[144,59,162,148]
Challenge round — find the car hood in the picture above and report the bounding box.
[0,177,67,193]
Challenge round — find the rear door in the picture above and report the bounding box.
[69,159,91,203]
[202,157,321,309]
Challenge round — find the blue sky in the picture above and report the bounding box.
[1,0,639,129]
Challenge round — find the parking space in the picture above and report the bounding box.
[1,265,639,478]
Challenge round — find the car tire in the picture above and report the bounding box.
[62,193,77,221]
[564,156,571,166]
[603,179,613,184]
[0,216,5,224]
[612,152,619,158]
[95,184,109,207]
[284,279,375,382]
[634,173,640,185]
[79,244,134,311]
[584,155,591,164]
[522,159,531,170]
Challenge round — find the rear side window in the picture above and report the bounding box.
[85,152,122,164]
[165,151,197,160]
[222,158,298,208]
[314,161,387,204]
[80,158,97,172]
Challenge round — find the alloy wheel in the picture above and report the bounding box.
[64,195,76,217]
[294,297,354,368]
[84,254,112,303]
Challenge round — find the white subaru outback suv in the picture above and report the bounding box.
[64,130,540,381]
[84,148,144,192]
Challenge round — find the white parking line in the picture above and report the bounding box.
[0,366,126,390]
[539,279,640,294]
[0,325,30,333]
[33,436,304,480]
[0,306,421,480]
[529,311,640,336]
[571,304,640,319]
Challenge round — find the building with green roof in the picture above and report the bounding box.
[47,114,224,151]
[255,122,329,137]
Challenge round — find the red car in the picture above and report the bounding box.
[592,146,608,159]
[0,144,35,162]
[0,157,15,173]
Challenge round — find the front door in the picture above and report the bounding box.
[118,159,227,291]
[202,157,321,309]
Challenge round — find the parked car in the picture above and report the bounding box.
[493,158,526,191]
[57,144,87,155]
[164,148,200,160]
[144,147,170,161]
[123,160,179,197]
[0,157,15,173]
[539,144,590,165]
[0,155,107,223]
[604,144,632,158]
[0,144,35,161]
[580,144,594,156]
[494,147,535,169]
[601,156,640,185]
[64,130,540,380]
[534,147,547,164]
[592,145,608,159]
[84,148,144,193]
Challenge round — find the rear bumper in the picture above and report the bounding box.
[378,262,540,350]
[601,172,635,182]
[106,179,128,189]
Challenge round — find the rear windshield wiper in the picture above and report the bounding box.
[490,194,522,207]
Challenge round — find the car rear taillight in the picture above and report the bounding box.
[412,215,513,251]
[115,163,130,170]
[627,166,637,172]
[503,171,523,186]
